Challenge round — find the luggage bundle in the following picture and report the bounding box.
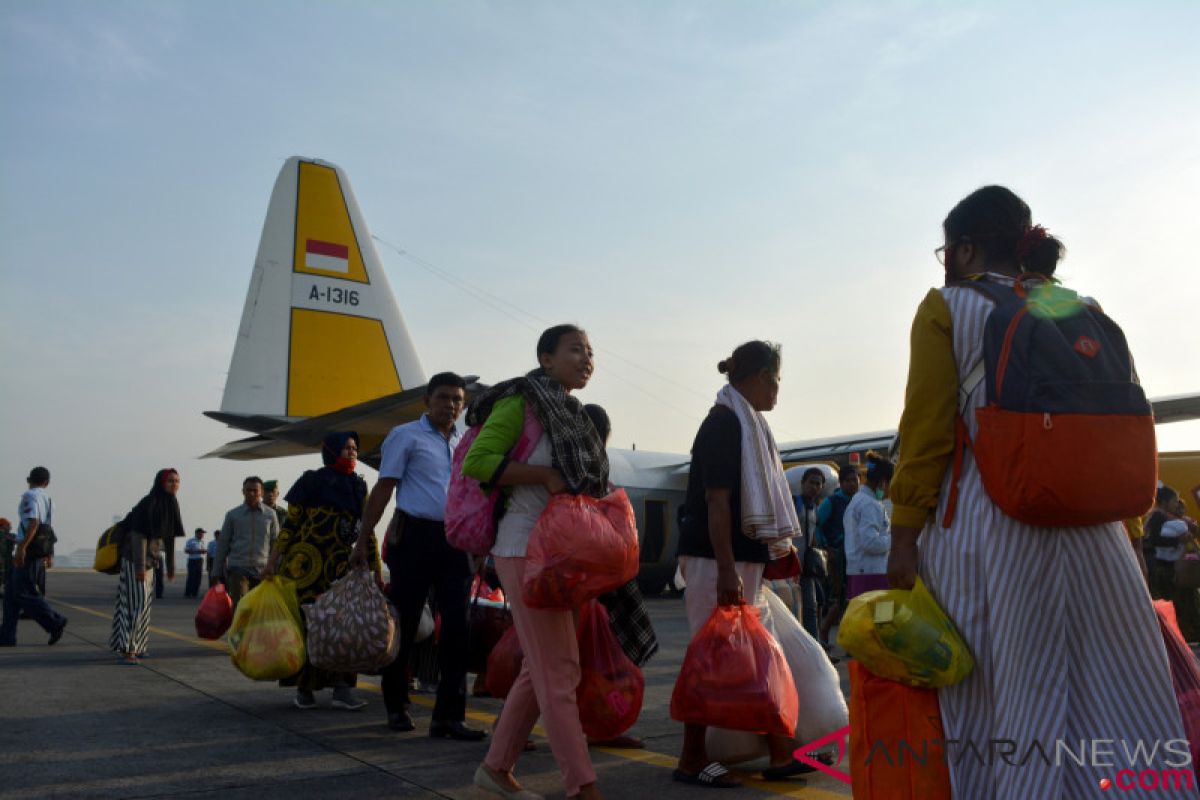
[195,584,233,640]
[670,601,798,737]
[306,566,401,673]
[229,578,306,680]
[522,489,639,609]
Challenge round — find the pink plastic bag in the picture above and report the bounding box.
[445,406,542,555]
[670,602,798,737]
[195,584,233,640]
[1155,600,1200,779]
[485,624,525,700]
[521,489,639,609]
[577,600,644,740]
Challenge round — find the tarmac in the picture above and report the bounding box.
[1,570,854,800]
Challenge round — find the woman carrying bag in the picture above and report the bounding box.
[672,340,812,787]
[463,324,608,800]
[110,468,185,664]
[261,431,382,711]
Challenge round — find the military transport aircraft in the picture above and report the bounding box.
[204,157,1200,593]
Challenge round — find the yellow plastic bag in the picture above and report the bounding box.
[229,577,306,681]
[836,577,973,687]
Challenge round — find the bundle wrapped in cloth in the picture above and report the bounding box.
[306,566,401,673]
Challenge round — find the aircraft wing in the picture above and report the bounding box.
[203,379,485,468]
[1152,392,1200,425]
[777,430,898,464]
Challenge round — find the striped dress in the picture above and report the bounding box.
[899,276,1192,799]
[110,558,154,656]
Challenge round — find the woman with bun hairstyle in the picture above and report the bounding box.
[887,186,1185,798]
[463,324,608,800]
[842,451,893,600]
[672,341,815,787]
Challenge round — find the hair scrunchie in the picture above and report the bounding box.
[1016,224,1049,261]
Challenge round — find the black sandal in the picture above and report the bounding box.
[673,762,740,789]
[762,751,834,781]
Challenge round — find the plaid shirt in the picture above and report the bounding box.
[599,579,659,667]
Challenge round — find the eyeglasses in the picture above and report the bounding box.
[934,243,951,266]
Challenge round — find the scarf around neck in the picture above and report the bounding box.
[467,370,609,497]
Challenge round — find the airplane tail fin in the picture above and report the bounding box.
[220,157,425,418]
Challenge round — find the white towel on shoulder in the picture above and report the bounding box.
[715,384,799,554]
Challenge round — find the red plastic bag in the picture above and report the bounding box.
[669,602,798,737]
[522,489,639,609]
[485,624,525,700]
[1155,600,1200,779]
[848,661,951,800]
[577,600,644,740]
[195,584,233,640]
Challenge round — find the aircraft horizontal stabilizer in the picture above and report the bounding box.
[203,378,483,468]
[201,436,316,462]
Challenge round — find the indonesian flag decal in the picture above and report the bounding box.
[305,239,350,273]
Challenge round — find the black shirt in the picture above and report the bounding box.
[677,405,770,564]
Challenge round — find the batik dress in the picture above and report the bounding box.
[275,469,380,691]
[890,274,1189,799]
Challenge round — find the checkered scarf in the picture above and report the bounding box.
[467,371,609,498]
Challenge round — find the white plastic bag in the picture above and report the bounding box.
[705,586,848,763]
[415,602,434,643]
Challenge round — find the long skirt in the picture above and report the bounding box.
[110,558,153,655]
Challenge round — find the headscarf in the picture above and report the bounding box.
[121,468,186,541]
[284,431,367,516]
[467,370,609,497]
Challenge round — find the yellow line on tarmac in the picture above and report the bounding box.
[53,598,848,798]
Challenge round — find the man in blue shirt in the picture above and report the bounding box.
[183,528,206,598]
[353,372,484,740]
[1,466,68,646]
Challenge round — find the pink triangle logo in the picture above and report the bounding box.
[793,725,853,786]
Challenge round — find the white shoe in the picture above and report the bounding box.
[473,765,543,800]
[330,687,367,711]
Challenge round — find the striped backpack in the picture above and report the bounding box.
[943,274,1157,528]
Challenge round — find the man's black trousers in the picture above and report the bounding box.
[380,515,472,722]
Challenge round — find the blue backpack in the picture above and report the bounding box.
[944,274,1156,528]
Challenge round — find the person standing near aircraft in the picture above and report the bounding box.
[263,480,286,519]
[262,432,380,711]
[206,529,220,589]
[815,464,857,648]
[0,518,12,597]
[109,469,184,663]
[215,477,279,609]
[351,371,485,740]
[673,341,812,787]
[464,324,608,800]
[1,467,68,647]
[792,467,826,639]
[887,185,1186,797]
[183,528,206,598]
[842,452,892,599]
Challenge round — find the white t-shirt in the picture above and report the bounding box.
[1156,519,1190,562]
[492,432,551,558]
[17,487,51,544]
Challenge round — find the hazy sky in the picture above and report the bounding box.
[3,1,1198,556]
